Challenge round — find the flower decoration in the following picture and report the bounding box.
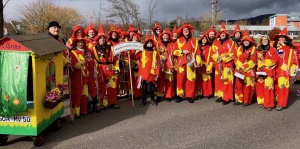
[13,98,20,105]
[4,94,9,101]
[45,84,69,102]
[15,65,20,72]
[57,83,68,94]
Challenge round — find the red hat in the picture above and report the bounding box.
[216,22,230,38]
[273,27,292,42]
[71,25,85,38]
[69,37,89,48]
[159,28,173,40]
[94,25,106,42]
[241,29,255,44]
[172,26,178,34]
[152,23,163,33]
[126,24,138,35]
[143,33,155,47]
[178,23,194,37]
[231,24,243,37]
[84,22,98,36]
[199,32,209,41]
[107,24,122,38]
[207,27,216,35]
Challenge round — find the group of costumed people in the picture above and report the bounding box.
[59,21,298,118]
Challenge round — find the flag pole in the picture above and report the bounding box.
[128,51,135,107]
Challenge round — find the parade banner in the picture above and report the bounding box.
[113,42,143,56]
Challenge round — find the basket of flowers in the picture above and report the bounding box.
[43,84,67,109]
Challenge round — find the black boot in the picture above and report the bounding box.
[176,97,184,103]
[92,97,100,112]
[149,82,156,106]
[166,98,172,102]
[140,100,146,107]
[87,101,93,114]
[187,98,194,103]
[215,97,223,102]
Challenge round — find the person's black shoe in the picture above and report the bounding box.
[175,97,183,103]
[266,107,272,111]
[110,104,120,109]
[92,105,101,113]
[215,97,223,102]
[166,98,172,102]
[156,97,162,103]
[187,98,194,103]
[222,100,229,105]
[87,106,93,114]
[233,102,242,105]
[140,100,146,107]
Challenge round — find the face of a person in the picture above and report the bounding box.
[208,31,215,39]
[129,31,134,37]
[234,32,241,38]
[156,28,161,34]
[261,37,269,46]
[99,36,106,45]
[202,37,207,44]
[146,41,153,48]
[88,30,95,38]
[162,34,169,42]
[220,32,226,39]
[183,28,189,37]
[49,26,60,36]
[112,32,117,39]
[243,40,250,46]
[76,30,82,37]
[278,37,286,44]
[77,40,84,48]
[173,33,178,39]
[85,52,92,59]
[132,36,138,42]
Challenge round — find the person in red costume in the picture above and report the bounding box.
[211,22,237,105]
[156,29,175,102]
[231,24,243,47]
[198,32,213,100]
[172,26,179,42]
[234,29,257,106]
[256,35,278,111]
[102,24,121,109]
[85,51,101,113]
[151,23,163,49]
[273,27,298,111]
[92,25,108,110]
[69,37,89,117]
[136,33,160,106]
[85,22,98,46]
[173,23,201,103]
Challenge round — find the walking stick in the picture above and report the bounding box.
[128,51,135,107]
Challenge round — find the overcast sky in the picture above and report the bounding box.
[3,0,300,22]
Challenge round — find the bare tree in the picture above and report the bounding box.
[1,0,11,38]
[92,1,105,26]
[19,0,83,35]
[105,0,140,28]
[145,0,157,29]
[203,0,227,26]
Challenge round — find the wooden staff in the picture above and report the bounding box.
[67,61,74,122]
[128,51,135,107]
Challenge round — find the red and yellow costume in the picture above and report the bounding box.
[173,23,201,99]
[69,37,89,116]
[84,22,98,47]
[234,30,257,105]
[156,29,175,99]
[274,28,298,108]
[211,22,237,102]
[256,37,278,108]
[199,32,213,98]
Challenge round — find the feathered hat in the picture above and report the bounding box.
[273,27,292,42]
[84,22,98,36]
[241,29,255,44]
[231,24,243,37]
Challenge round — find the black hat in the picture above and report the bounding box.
[48,21,61,29]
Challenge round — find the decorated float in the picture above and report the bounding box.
[0,34,67,147]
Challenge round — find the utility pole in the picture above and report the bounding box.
[210,0,215,27]
[0,0,4,38]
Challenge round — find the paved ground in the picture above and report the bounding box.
[2,83,300,149]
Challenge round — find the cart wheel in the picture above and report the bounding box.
[33,133,45,147]
[51,118,62,131]
[0,135,9,146]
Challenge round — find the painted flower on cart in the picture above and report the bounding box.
[13,98,20,105]
[4,94,10,100]
[15,65,20,72]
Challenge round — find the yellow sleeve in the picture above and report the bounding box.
[196,55,202,66]
[243,60,256,72]
[173,49,183,57]
[290,64,297,76]
[263,59,276,67]
[221,53,234,63]
[74,62,83,69]
[206,62,213,73]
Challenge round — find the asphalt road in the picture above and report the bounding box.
[2,83,300,149]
